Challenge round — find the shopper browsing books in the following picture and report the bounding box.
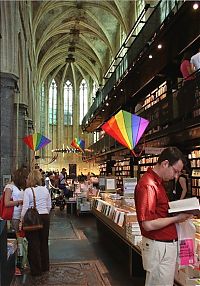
[171,169,189,200]
[134,147,193,286]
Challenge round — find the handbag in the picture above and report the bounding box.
[0,191,14,220]
[23,187,43,231]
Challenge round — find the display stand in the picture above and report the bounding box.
[0,220,16,286]
[92,199,199,286]
[92,208,145,279]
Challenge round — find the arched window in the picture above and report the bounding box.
[93,82,97,99]
[49,79,57,125]
[64,80,73,125]
[79,79,88,125]
[40,82,45,133]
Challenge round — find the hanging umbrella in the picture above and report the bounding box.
[23,133,51,151]
[101,110,149,156]
[71,138,85,153]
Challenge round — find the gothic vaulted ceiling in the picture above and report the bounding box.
[31,0,136,86]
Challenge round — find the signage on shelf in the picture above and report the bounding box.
[145,147,165,155]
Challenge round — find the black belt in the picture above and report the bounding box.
[154,239,178,243]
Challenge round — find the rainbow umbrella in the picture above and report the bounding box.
[101,110,149,155]
[71,138,85,153]
[23,133,51,151]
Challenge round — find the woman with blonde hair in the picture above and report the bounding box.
[21,169,51,276]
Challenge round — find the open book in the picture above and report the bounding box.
[168,197,200,216]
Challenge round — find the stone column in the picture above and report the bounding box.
[17,104,28,168]
[0,72,18,189]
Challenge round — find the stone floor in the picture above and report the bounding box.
[12,208,145,286]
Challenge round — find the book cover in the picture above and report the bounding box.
[168,197,200,216]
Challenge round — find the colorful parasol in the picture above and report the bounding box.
[71,138,85,153]
[101,110,149,155]
[23,133,51,151]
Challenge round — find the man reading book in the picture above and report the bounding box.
[135,147,193,286]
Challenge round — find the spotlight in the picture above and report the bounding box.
[158,44,162,49]
[106,103,109,106]
[149,54,153,59]
[193,2,199,10]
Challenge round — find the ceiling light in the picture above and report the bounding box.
[106,103,109,106]
[149,54,153,59]
[102,109,105,112]
[193,3,199,10]
[158,44,162,49]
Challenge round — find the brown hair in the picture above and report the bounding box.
[26,169,42,187]
[12,168,29,190]
[158,147,186,166]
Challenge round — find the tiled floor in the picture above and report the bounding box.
[12,208,145,286]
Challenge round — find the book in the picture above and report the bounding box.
[168,197,200,216]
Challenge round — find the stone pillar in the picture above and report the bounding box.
[17,104,28,168]
[26,119,34,169]
[0,72,18,189]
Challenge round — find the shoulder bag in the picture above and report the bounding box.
[23,187,43,231]
[0,190,14,220]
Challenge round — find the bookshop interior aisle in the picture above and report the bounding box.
[12,208,144,286]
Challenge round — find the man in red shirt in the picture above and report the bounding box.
[135,147,193,286]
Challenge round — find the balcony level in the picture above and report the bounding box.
[82,1,200,133]
[83,77,200,163]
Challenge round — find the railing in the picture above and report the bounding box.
[82,0,185,128]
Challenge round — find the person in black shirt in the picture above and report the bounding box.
[172,169,188,200]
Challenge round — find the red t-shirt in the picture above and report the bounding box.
[135,168,177,240]
[180,60,195,81]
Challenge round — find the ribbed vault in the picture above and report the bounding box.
[31,0,135,86]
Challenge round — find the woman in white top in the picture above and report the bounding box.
[4,168,28,231]
[21,169,51,276]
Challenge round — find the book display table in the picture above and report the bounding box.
[92,198,200,286]
[0,221,16,286]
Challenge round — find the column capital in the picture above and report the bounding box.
[0,72,19,90]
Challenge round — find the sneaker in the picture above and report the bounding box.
[15,267,22,276]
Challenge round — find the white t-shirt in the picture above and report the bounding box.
[21,186,51,219]
[191,52,200,70]
[4,183,24,220]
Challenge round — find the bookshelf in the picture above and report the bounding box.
[143,81,167,110]
[188,149,200,197]
[99,163,106,176]
[114,158,134,188]
[138,154,159,178]
[193,86,200,118]
[143,81,168,135]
